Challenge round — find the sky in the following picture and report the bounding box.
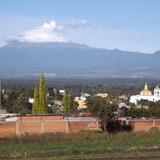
[0,0,160,53]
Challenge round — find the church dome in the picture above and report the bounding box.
[140,83,152,96]
[154,85,160,96]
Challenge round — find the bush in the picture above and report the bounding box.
[99,119,133,133]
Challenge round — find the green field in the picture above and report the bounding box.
[1,130,160,159]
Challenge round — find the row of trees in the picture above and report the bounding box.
[128,106,160,118]
[32,74,75,114]
[127,100,160,118]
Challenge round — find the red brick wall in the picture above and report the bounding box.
[68,121,98,133]
[0,122,16,137]
[0,119,98,137]
[44,122,65,133]
[18,116,63,121]
[19,122,42,135]
[1,116,160,138]
[131,120,153,132]
[155,120,160,129]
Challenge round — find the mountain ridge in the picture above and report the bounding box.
[0,41,159,78]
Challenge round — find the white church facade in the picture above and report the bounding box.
[130,83,160,105]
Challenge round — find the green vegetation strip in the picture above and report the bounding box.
[1,130,160,159]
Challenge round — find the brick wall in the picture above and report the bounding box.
[68,121,98,133]
[18,116,64,121]
[155,120,160,129]
[0,122,16,137]
[0,116,99,137]
[131,120,154,132]
[0,116,160,138]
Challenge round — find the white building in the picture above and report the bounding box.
[59,89,65,95]
[28,97,34,104]
[130,83,160,105]
[96,93,108,98]
[119,102,130,109]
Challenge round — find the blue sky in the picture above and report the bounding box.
[0,0,160,53]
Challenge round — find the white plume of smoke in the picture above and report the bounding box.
[18,21,70,43]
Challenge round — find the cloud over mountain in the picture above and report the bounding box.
[66,19,92,28]
[17,21,70,43]
[3,19,145,52]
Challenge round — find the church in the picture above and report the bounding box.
[130,83,160,105]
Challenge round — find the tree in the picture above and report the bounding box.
[87,96,119,132]
[86,96,118,119]
[32,86,39,114]
[2,86,32,114]
[87,96,133,133]
[39,74,46,114]
[62,93,72,113]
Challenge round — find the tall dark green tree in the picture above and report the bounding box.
[62,93,72,113]
[39,73,46,114]
[32,86,39,114]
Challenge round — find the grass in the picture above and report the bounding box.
[1,130,160,159]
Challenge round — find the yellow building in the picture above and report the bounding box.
[75,99,87,110]
[74,93,90,110]
[140,83,152,96]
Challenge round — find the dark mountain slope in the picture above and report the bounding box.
[0,41,159,78]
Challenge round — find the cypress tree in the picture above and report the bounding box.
[62,93,72,113]
[39,73,46,114]
[32,86,39,114]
